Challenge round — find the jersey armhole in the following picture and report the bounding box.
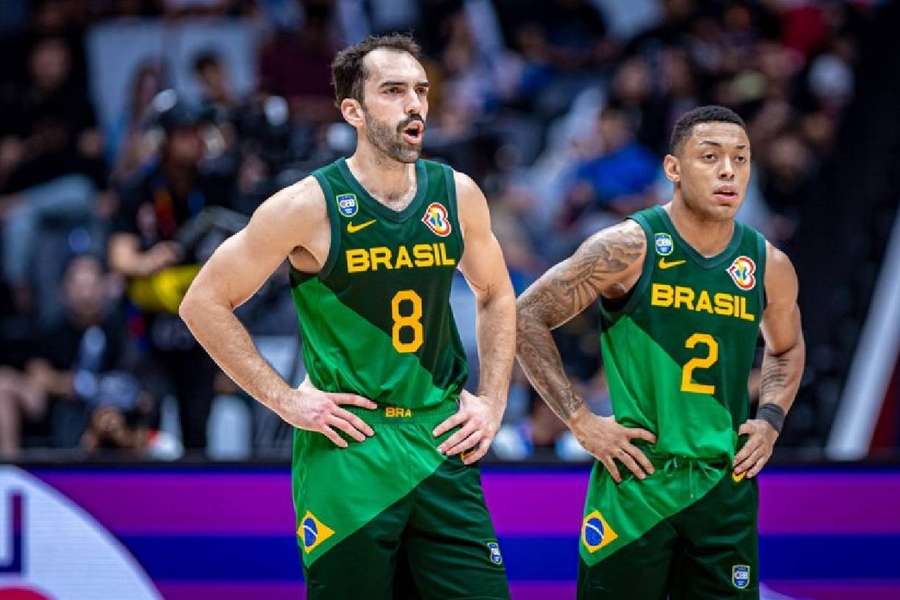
[312,170,342,280]
[597,215,654,322]
[442,164,465,257]
[756,231,768,312]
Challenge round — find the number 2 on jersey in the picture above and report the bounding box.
[391,290,423,353]
[681,333,718,395]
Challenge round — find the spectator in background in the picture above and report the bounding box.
[0,255,135,458]
[108,98,236,452]
[558,103,658,235]
[258,0,339,125]
[109,61,167,184]
[0,36,104,193]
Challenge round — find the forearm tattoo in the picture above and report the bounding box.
[516,224,644,420]
[759,352,790,406]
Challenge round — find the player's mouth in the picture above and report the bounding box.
[401,121,424,145]
[712,185,738,203]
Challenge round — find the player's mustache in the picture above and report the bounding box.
[397,115,426,133]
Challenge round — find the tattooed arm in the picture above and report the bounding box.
[516,220,657,482]
[733,244,805,477]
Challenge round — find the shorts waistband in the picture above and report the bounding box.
[343,401,459,424]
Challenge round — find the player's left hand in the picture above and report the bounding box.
[733,419,779,478]
[433,389,503,465]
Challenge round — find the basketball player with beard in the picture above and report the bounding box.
[180,34,515,599]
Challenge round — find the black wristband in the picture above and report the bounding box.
[756,403,786,434]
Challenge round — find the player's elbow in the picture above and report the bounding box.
[178,285,201,328]
[178,278,215,329]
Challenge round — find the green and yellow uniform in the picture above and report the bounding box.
[579,206,767,599]
[290,158,508,599]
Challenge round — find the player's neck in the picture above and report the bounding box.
[346,145,417,206]
[666,197,735,258]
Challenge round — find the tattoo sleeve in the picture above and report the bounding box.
[515,222,645,421]
[758,339,804,415]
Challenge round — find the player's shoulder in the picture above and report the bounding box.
[587,218,646,251]
[450,167,481,201]
[763,240,799,299]
[261,175,327,221]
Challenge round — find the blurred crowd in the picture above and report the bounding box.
[0,0,869,460]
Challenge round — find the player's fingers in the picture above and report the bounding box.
[626,427,657,444]
[445,430,482,457]
[746,452,771,478]
[738,421,754,436]
[330,393,377,410]
[735,447,764,474]
[733,436,761,465]
[462,436,491,465]
[624,443,655,475]
[599,455,622,483]
[440,424,478,455]
[332,407,374,437]
[320,424,348,448]
[616,448,648,480]
[433,410,467,438]
[326,414,366,443]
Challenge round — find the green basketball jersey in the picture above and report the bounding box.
[599,205,767,462]
[289,157,468,411]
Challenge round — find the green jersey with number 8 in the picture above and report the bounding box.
[289,157,468,411]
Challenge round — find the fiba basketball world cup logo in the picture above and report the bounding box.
[0,467,159,599]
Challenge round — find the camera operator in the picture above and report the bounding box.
[108,97,237,453]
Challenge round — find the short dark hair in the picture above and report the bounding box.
[669,105,747,154]
[331,33,422,108]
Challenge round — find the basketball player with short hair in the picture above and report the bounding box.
[180,34,514,599]
[516,105,805,599]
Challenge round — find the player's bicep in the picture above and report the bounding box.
[192,228,288,309]
[186,179,321,310]
[455,171,513,302]
[517,220,646,330]
[761,245,802,354]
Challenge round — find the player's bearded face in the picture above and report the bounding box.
[362,106,425,164]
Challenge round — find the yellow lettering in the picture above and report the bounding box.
[370,247,393,271]
[394,245,413,269]
[674,286,695,310]
[739,296,755,321]
[346,249,370,273]
[413,244,435,267]
[714,293,734,316]
[651,283,674,307]
[439,242,455,266]
[385,406,412,418]
[695,290,714,314]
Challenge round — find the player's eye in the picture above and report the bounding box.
[704,153,716,161]
[736,155,747,163]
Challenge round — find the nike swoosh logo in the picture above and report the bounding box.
[658,258,686,270]
[346,219,376,233]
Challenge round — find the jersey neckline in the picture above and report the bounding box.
[337,157,429,223]
[655,205,743,270]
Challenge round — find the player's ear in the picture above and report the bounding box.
[341,98,365,128]
[663,154,680,184]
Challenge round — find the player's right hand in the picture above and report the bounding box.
[568,408,657,483]
[277,376,377,448]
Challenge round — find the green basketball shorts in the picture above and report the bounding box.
[577,456,759,599]
[292,403,510,600]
